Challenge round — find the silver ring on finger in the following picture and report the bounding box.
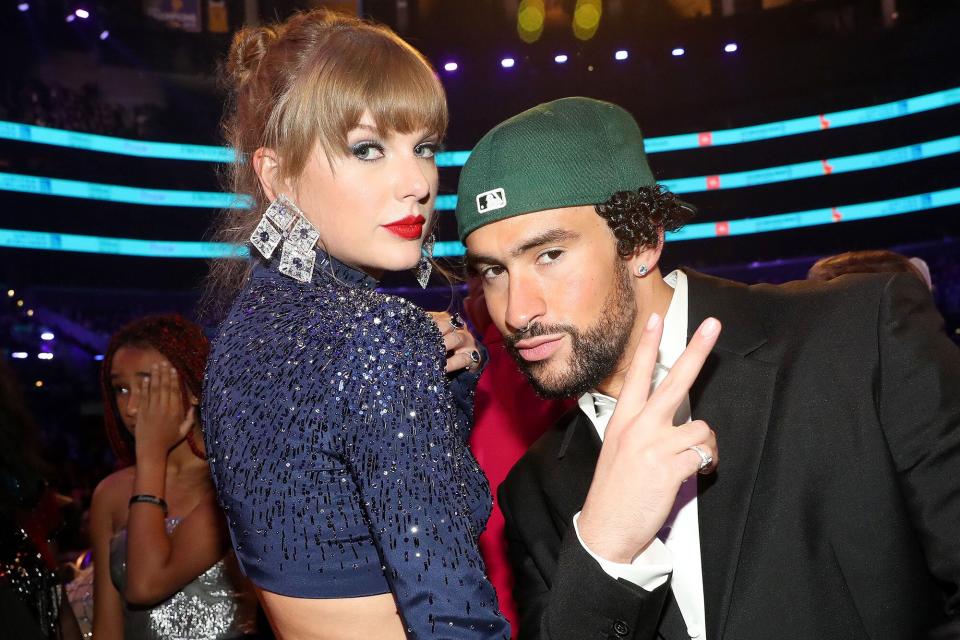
[687,444,713,473]
[466,349,482,371]
[449,313,466,330]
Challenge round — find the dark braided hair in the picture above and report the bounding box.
[595,185,695,258]
[100,315,209,466]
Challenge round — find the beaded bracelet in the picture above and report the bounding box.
[129,494,168,515]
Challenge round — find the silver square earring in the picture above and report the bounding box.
[249,194,320,283]
[415,233,435,289]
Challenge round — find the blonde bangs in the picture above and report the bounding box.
[277,26,447,176]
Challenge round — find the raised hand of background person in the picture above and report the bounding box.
[134,361,196,458]
[428,310,484,373]
[577,313,721,564]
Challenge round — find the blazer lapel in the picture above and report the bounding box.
[685,270,778,640]
[543,410,600,522]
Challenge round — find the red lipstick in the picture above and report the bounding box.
[383,214,426,240]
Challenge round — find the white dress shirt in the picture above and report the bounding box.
[572,270,708,640]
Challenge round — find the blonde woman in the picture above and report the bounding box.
[202,9,508,640]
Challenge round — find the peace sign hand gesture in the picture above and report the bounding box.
[577,312,721,564]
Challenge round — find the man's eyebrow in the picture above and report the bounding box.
[465,228,580,273]
[510,228,579,258]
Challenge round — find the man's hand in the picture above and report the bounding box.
[577,312,721,564]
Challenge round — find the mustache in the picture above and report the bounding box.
[504,322,578,349]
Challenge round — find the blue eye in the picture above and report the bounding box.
[415,142,440,159]
[351,141,385,162]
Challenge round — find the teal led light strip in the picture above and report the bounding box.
[6,134,960,210]
[431,186,960,257]
[0,120,236,162]
[0,228,248,258]
[3,87,959,162]
[2,185,957,258]
[660,135,960,194]
[0,172,251,208]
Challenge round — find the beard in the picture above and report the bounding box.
[504,259,637,399]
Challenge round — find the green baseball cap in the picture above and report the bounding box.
[455,97,656,241]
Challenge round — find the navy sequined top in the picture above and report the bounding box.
[203,253,509,639]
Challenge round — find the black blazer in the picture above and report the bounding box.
[499,269,960,640]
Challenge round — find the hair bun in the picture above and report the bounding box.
[227,25,279,88]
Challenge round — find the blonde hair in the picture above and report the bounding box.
[204,9,448,313]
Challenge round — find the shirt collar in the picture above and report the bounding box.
[579,269,689,426]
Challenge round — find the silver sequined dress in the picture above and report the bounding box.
[109,518,258,640]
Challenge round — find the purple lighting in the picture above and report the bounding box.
[75,8,90,19]
[99,30,110,40]
[17,3,29,11]
[443,61,458,72]
[65,13,75,22]
[554,54,569,64]
[724,42,738,53]
[11,352,28,360]
[672,47,685,57]
[501,57,515,69]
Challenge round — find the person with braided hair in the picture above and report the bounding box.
[90,315,259,640]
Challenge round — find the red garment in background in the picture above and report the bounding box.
[469,323,574,637]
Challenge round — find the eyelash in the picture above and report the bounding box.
[537,249,564,264]
[349,140,441,162]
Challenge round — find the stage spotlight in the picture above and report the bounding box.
[573,0,602,41]
[11,352,28,360]
[17,3,29,11]
[672,47,685,57]
[724,42,738,53]
[38,353,54,360]
[94,354,105,361]
[99,30,109,40]
[614,50,628,61]
[16,299,24,307]
[35,380,43,388]
[518,0,545,44]
[65,13,75,22]
[443,61,458,72]
[26,309,34,317]
[554,54,569,64]
[501,57,515,69]
[41,331,54,341]
[75,8,90,19]
[6,289,13,297]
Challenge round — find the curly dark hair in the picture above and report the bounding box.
[595,186,695,258]
[100,315,209,466]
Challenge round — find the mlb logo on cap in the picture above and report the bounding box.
[476,188,507,214]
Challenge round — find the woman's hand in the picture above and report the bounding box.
[134,361,196,459]
[427,311,483,374]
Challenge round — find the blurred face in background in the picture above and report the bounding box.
[109,345,169,436]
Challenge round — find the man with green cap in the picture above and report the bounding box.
[456,97,960,640]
